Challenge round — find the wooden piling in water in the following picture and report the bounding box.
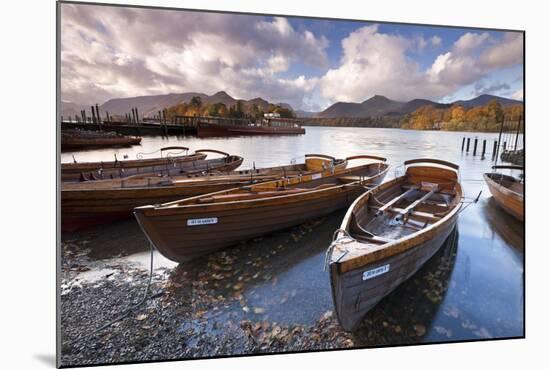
[473,138,478,156]
[135,107,139,124]
[461,137,465,151]
[466,138,470,152]
[482,139,487,158]
[495,118,505,164]
[514,115,522,151]
[91,106,97,124]
[503,142,507,152]
[95,104,101,124]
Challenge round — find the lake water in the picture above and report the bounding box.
[61,127,524,345]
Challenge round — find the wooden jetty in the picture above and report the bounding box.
[196,116,306,137]
[328,158,463,331]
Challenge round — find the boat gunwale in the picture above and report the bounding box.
[135,161,389,216]
[60,155,348,192]
[483,172,524,199]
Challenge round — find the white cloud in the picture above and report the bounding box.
[511,88,523,100]
[320,26,523,104]
[431,35,442,47]
[60,4,327,109]
[480,32,523,69]
[61,4,523,111]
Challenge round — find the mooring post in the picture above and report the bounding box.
[473,137,478,156]
[495,118,504,165]
[514,115,522,151]
[461,137,465,151]
[466,137,470,152]
[91,106,96,124]
[503,141,507,152]
[95,104,101,124]
[131,109,136,124]
[135,107,139,124]
[481,139,487,158]
[163,109,166,124]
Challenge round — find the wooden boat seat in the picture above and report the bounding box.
[349,214,394,244]
[402,183,456,196]
[197,188,310,203]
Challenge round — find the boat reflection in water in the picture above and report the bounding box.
[350,228,459,345]
[482,197,524,251]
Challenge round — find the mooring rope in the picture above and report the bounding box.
[324,228,355,271]
[71,241,155,344]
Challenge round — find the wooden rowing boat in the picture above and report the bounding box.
[328,158,463,331]
[62,146,202,171]
[483,165,524,222]
[61,154,347,231]
[134,155,389,262]
[61,130,142,150]
[61,149,238,182]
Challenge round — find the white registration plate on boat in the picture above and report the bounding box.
[187,217,218,226]
[362,264,390,280]
[312,173,322,180]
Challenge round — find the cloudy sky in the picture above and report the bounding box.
[60,3,524,111]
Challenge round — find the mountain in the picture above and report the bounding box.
[453,94,521,108]
[61,91,295,119]
[295,110,318,118]
[316,94,522,118]
[60,101,87,118]
[317,95,405,118]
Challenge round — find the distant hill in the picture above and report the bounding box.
[316,94,522,118]
[453,94,521,108]
[295,110,318,118]
[60,101,87,118]
[61,91,295,119]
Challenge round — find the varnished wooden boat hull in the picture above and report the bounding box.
[61,157,348,231]
[61,183,238,232]
[61,136,142,150]
[329,160,463,331]
[134,161,389,262]
[483,173,524,222]
[62,155,242,182]
[330,214,458,331]
[61,152,208,181]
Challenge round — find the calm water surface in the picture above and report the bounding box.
[62,127,524,343]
